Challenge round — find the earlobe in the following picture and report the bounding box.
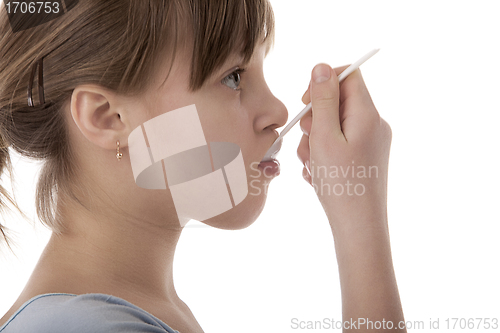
[70,85,127,150]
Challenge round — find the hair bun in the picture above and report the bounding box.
[0,101,63,160]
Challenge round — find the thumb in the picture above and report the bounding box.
[310,63,342,141]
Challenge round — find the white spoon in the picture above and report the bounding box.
[261,48,380,162]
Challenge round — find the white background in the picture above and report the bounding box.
[1,1,499,332]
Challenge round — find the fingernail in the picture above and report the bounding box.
[313,64,331,83]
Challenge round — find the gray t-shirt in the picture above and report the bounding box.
[0,293,180,332]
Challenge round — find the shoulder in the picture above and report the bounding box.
[0,293,179,333]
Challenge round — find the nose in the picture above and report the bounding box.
[254,86,288,134]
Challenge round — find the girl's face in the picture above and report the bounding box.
[128,42,288,229]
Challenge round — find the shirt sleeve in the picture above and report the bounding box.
[0,293,180,333]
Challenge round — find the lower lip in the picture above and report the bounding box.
[258,159,280,177]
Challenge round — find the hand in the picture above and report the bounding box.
[297,63,392,231]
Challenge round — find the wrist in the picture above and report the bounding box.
[323,198,388,235]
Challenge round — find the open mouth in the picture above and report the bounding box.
[260,131,282,163]
[260,139,281,162]
[257,158,280,177]
[258,131,281,176]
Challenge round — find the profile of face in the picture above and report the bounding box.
[119,42,288,231]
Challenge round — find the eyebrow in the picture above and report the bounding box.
[209,38,270,83]
[212,53,247,79]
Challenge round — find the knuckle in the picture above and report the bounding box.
[368,110,382,125]
[296,149,303,163]
[343,69,368,95]
[333,64,350,75]
[351,68,365,84]
[296,137,309,163]
[312,83,337,104]
[300,117,311,135]
[312,95,336,110]
[303,168,311,183]
[380,118,392,140]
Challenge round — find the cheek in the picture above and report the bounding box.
[196,94,249,141]
[201,116,248,145]
[202,115,258,175]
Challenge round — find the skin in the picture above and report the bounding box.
[1,40,406,333]
[0,41,287,333]
[298,64,406,332]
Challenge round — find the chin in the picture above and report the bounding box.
[200,182,269,230]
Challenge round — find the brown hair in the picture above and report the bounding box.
[0,0,275,250]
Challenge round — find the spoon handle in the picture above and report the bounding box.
[275,48,380,144]
[261,49,380,162]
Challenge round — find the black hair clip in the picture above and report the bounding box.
[27,57,45,107]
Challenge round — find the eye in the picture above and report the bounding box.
[221,68,245,90]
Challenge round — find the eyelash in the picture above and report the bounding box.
[221,68,246,91]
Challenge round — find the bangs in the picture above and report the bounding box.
[189,0,275,91]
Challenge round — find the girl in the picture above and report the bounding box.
[0,0,405,332]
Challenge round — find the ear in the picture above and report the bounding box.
[70,85,129,150]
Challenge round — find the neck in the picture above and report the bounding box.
[31,194,184,306]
